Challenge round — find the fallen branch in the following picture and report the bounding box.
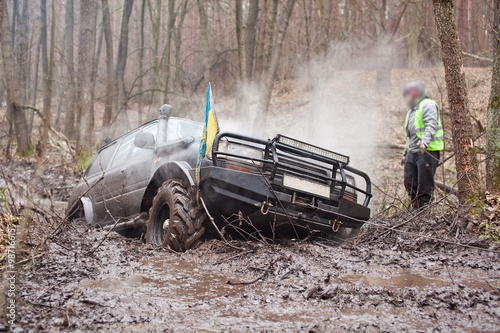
[462,51,493,63]
[227,258,278,285]
[199,197,245,251]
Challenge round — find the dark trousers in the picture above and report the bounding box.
[404,151,440,209]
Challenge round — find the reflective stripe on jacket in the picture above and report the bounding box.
[404,98,444,152]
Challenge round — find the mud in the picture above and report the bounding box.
[13,223,500,332]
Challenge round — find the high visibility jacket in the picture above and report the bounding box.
[404,98,444,152]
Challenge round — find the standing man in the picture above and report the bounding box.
[401,82,444,209]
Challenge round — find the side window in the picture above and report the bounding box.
[167,119,203,141]
[109,131,137,169]
[130,121,158,159]
[85,142,118,177]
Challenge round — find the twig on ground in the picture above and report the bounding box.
[227,258,278,285]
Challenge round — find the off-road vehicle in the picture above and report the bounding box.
[68,105,372,251]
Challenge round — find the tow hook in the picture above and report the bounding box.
[260,201,272,215]
[330,219,342,232]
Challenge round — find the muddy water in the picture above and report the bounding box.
[341,267,496,291]
[74,247,500,332]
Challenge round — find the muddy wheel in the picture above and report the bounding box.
[145,180,206,251]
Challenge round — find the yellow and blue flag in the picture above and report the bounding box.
[196,83,219,189]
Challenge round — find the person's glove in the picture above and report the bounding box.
[417,140,427,156]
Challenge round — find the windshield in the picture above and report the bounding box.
[167,118,204,141]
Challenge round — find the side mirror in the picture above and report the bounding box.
[134,132,155,149]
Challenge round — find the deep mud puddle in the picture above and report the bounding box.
[72,248,500,332]
[341,267,498,291]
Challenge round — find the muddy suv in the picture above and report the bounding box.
[68,105,372,251]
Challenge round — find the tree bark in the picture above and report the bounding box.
[39,0,56,158]
[433,0,480,202]
[63,0,76,138]
[486,0,500,191]
[101,0,114,128]
[76,0,97,152]
[244,0,259,80]
[1,0,30,154]
[259,0,296,114]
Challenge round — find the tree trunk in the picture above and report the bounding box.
[197,0,210,85]
[138,0,146,124]
[259,0,296,115]
[174,0,188,91]
[63,0,76,138]
[456,0,469,51]
[147,0,162,88]
[263,0,278,73]
[55,1,67,128]
[1,1,30,154]
[39,0,56,158]
[486,0,500,191]
[433,0,480,202]
[76,0,97,152]
[163,0,175,103]
[17,0,28,104]
[244,0,259,80]
[113,0,134,126]
[376,0,406,94]
[235,0,245,80]
[318,0,332,56]
[101,0,114,128]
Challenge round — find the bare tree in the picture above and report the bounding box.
[63,0,76,138]
[245,0,260,80]
[487,0,500,191]
[197,0,210,85]
[376,0,406,94]
[235,0,245,80]
[174,0,188,91]
[76,0,97,152]
[433,0,480,202]
[1,0,30,155]
[260,0,296,114]
[101,0,114,128]
[262,0,278,73]
[38,0,56,157]
[161,0,175,103]
[137,0,146,124]
[318,0,332,55]
[113,0,134,125]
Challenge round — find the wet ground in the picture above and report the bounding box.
[14,224,500,332]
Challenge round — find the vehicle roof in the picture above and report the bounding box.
[97,117,202,153]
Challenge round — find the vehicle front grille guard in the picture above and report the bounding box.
[211,132,372,207]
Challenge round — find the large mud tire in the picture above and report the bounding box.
[145,180,206,251]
